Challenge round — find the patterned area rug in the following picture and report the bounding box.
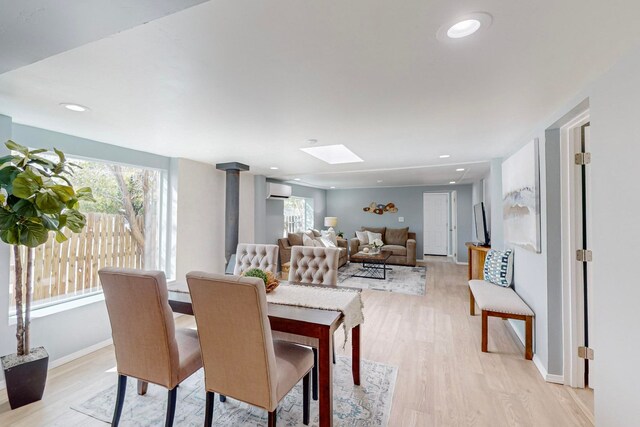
[72,357,397,427]
[338,263,427,296]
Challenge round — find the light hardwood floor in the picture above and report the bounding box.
[0,257,594,426]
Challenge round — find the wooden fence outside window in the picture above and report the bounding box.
[10,212,144,307]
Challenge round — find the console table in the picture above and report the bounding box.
[466,242,491,280]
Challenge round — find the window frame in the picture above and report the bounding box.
[6,150,175,316]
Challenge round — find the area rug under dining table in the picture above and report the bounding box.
[71,356,397,426]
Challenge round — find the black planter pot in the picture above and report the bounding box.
[1,346,49,409]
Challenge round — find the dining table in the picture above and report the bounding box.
[166,281,363,427]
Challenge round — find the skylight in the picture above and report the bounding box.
[300,144,364,164]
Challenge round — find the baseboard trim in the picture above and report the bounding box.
[0,338,113,391]
[506,320,564,384]
[455,261,468,265]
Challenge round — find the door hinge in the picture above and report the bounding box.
[576,249,593,262]
[578,346,594,360]
[575,152,592,165]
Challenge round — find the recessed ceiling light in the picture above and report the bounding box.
[377,180,383,183]
[60,103,89,112]
[294,178,301,181]
[330,186,336,189]
[300,144,364,165]
[449,181,456,184]
[439,154,451,159]
[437,12,493,42]
[270,166,279,170]
[456,168,465,171]
[447,19,481,38]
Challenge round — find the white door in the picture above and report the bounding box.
[581,123,594,389]
[451,191,458,260]
[423,193,449,256]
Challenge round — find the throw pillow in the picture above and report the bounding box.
[321,230,337,245]
[288,232,303,246]
[483,249,514,287]
[362,227,386,238]
[355,230,369,244]
[311,229,322,237]
[385,227,409,246]
[302,234,317,247]
[319,237,336,248]
[303,230,315,240]
[366,231,383,246]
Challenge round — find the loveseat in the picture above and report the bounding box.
[278,231,348,269]
[349,226,417,266]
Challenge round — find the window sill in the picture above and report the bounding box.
[8,293,106,325]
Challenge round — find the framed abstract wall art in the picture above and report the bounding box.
[502,139,541,253]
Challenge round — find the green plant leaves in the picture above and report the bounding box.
[0,140,93,248]
[0,228,18,245]
[50,185,75,202]
[12,199,39,218]
[62,209,86,233]
[40,214,60,231]
[75,187,95,202]
[0,209,17,229]
[35,190,65,214]
[5,140,28,155]
[11,175,39,199]
[19,221,49,247]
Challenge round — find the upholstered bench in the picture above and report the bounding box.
[469,279,535,360]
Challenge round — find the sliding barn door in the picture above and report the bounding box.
[423,193,449,256]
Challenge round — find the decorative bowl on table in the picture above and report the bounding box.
[242,268,279,293]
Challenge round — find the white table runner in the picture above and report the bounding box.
[169,282,364,346]
[267,284,364,346]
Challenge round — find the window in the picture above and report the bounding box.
[283,196,314,235]
[9,156,167,310]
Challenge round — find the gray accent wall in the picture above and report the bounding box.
[326,184,473,262]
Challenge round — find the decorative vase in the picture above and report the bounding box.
[370,247,381,254]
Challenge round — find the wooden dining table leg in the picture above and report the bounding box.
[352,325,360,385]
[318,325,334,427]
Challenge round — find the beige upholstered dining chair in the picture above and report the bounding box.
[98,268,202,427]
[234,243,279,275]
[288,246,340,285]
[186,272,313,427]
[276,246,341,401]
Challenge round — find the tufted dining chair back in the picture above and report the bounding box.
[288,246,340,285]
[234,243,279,275]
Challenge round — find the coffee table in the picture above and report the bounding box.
[350,250,392,280]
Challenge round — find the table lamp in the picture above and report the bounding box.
[324,216,338,232]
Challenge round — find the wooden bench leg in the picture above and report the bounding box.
[481,310,488,353]
[469,288,476,316]
[525,316,533,360]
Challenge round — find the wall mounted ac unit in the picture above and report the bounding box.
[267,182,292,200]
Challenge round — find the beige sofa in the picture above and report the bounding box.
[349,226,417,266]
[277,232,348,269]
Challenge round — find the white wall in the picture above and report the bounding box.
[488,40,640,425]
[239,171,255,245]
[589,44,640,425]
[174,158,255,279]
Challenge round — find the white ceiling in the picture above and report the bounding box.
[284,161,490,189]
[1,0,640,188]
[0,0,207,74]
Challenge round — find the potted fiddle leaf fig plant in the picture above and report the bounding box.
[0,140,94,409]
